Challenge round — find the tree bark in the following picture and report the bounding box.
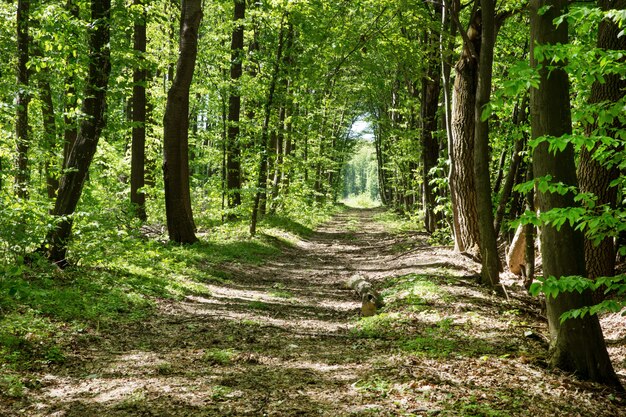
[421,9,443,233]
[450,9,481,257]
[530,0,621,388]
[131,0,147,221]
[576,0,626,280]
[15,0,30,198]
[474,0,500,287]
[44,0,112,266]
[162,0,202,244]
[225,0,245,214]
[63,0,79,168]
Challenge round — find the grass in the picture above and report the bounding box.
[0,202,337,377]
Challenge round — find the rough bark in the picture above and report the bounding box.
[44,0,112,266]
[474,0,500,287]
[225,0,245,213]
[15,0,30,198]
[530,0,621,388]
[421,11,443,233]
[450,9,481,257]
[576,0,626,280]
[162,0,202,244]
[131,0,147,221]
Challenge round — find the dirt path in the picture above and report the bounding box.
[15,208,626,416]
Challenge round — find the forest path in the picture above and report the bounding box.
[21,208,626,416]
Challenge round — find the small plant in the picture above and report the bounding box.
[155,362,173,375]
[211,385,233,401]
[203,348,236,365]
[0,374,24,398]
[270,290,294,299]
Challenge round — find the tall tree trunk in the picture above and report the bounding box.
[43,0,112,266]
[474,0,500,287]
[577,0,626,280]
[163,0,202,244]
[530,0,621,388]
[421,9,443,233]
[15,0,30,198]
[250,19,286,235]
[131,0,147,221]
[226,0,245,214]
[449,10,481,257]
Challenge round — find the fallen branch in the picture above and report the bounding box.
[346,274,384,316]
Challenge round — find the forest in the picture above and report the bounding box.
[2,0,626,415]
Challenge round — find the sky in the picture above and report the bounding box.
[350,119,374,141]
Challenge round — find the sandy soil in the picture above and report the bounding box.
[5,208,626,416]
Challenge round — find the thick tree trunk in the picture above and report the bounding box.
[15,0,30,198]
[474,0,499,287]
[225,0,245,214]
[131,0,147,221]
[530,0,621,388]
[421,15,443,233]
[162,0,202,244]
[44,0,112,266]
[577,0,626,280]
[450,10,481,257]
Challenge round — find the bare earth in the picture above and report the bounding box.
[6,208,626,416]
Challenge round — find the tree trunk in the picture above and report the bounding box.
[225,0,245,214]
[250,18,286,236]
[421,11,443,233]
[576,0,626,280]
[530,0,621,388]
[15,0,30,198]
[162,0,202,244]
[131,0,147,221]
[450,10,481,257]
[44,0,112,266]
[474,0,499,287]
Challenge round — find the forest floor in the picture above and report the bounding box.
[3,207,626,416]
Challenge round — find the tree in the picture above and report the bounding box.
[43,0,112,266]
[449,6,481,258]
[576,0,626,280]
[225,0,245,215]
[473,0,499,287]
[131,0,147,221]
[529,0,621,387]
[15,0,30,198]
[162,0,202,244]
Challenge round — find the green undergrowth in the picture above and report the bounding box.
[0,203,337,390]
[372,210,419,233]
[353,273,519,360]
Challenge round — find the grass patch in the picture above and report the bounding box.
[203,348,237,365]
[0,204,337,375]
[248,300,271,310]
[372,210,417,233]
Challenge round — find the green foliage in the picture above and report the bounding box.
[529,275,626,322]
[203,348,237,365]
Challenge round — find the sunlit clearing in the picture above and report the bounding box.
[341,140,380,208]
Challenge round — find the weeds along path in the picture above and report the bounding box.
[18,208,626,416]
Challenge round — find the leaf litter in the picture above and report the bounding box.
[2,208,625,416]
